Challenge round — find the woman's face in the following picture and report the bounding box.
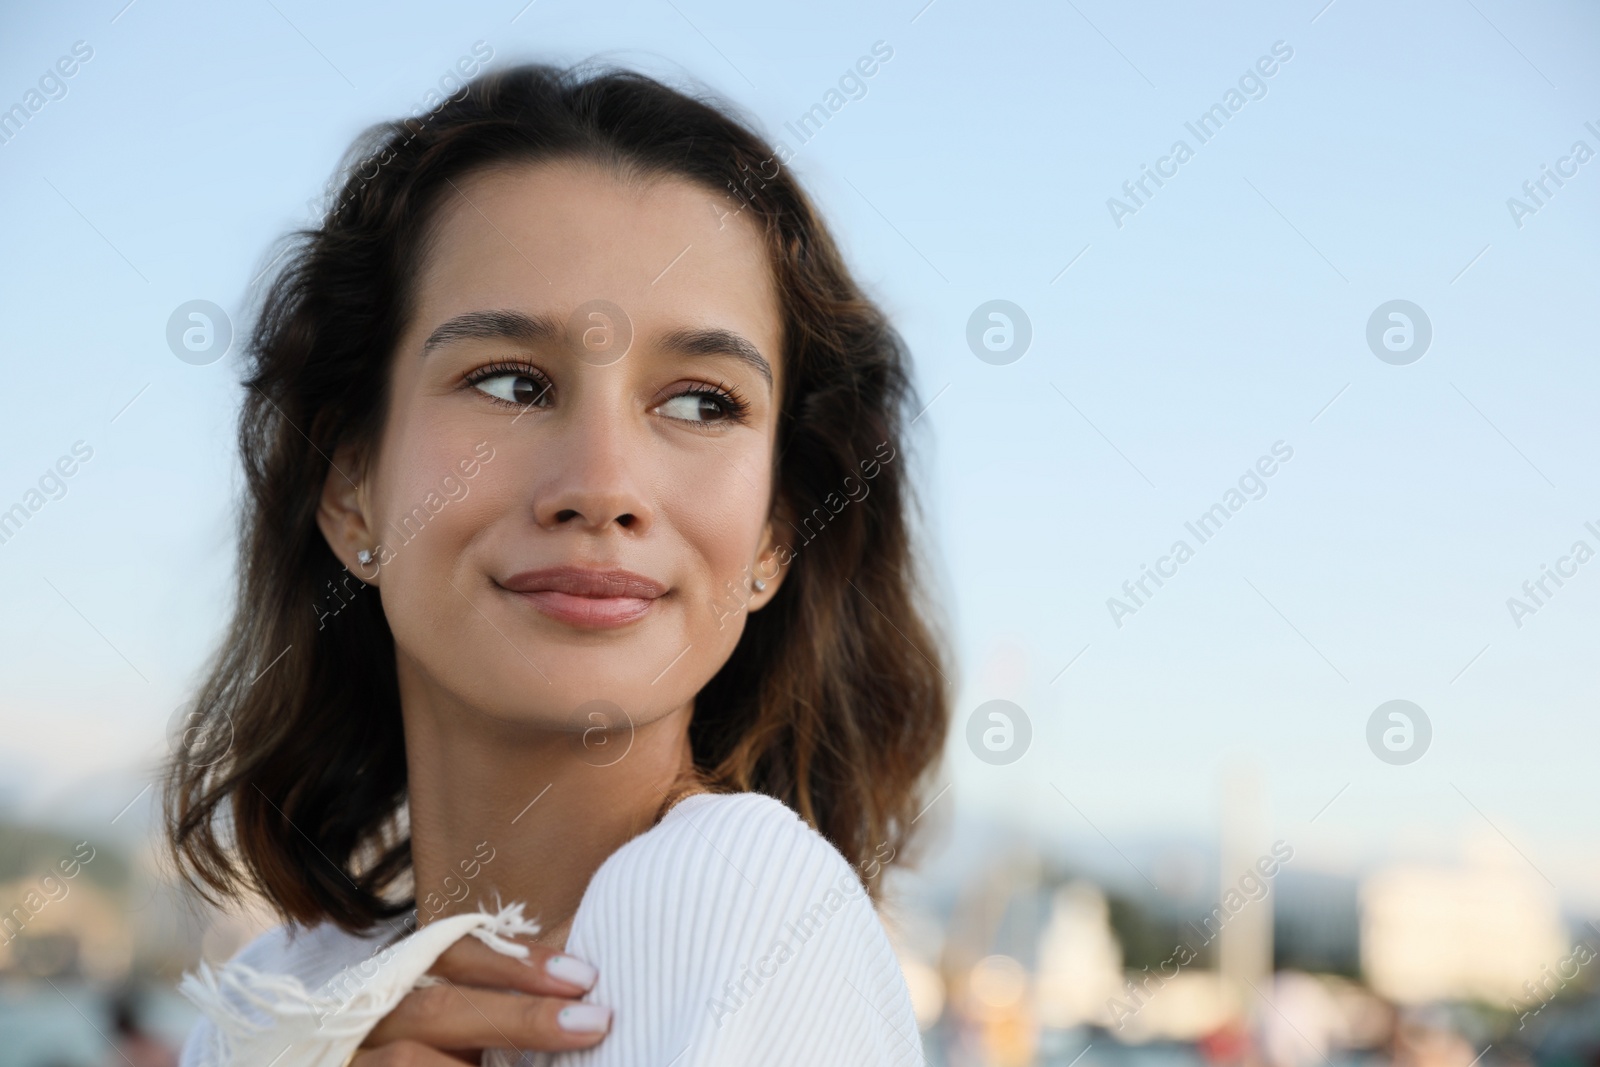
[318,158,788,736]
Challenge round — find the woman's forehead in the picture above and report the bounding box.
[408,159,783,383]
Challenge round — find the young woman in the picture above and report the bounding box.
[164,61,950,1065]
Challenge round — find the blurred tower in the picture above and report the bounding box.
[1219,763,1272,1024]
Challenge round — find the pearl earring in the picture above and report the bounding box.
[357,549,374,566]
[753,577,767,592]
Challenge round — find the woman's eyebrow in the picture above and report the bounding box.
[421,309,562,355]
[421,309,773,390]
[654,325,772,390]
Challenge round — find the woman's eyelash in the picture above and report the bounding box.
[462,361,750,423]
[675,380,751,422]
[463,360,553,406]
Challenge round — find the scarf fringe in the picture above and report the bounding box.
[178,898,541,1064]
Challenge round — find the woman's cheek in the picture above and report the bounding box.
[375,447,499,618]
[673,483,759,579]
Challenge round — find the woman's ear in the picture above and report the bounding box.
[746,497,794,613]
[315,442,381,584]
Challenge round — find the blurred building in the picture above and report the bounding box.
[1360,854,1568,1004]
[1032,877,1251,1044]
[1035,879,1123,1028]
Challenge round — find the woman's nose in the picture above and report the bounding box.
[530,407,654,535]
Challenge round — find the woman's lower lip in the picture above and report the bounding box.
[514,590,656,628]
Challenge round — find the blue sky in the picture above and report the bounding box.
[2,0,1597,908]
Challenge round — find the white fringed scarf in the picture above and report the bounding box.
[177,899,544,1066]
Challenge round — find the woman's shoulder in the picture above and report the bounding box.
[590,790,862,904]
[566,790,924,1065]
[648,788,843,855]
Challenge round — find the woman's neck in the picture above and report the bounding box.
[397,657,698,948]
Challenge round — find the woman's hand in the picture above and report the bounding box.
[352,934,611,1064]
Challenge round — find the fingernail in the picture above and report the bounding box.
[546,954,598,990]
[558,1003,611,1033]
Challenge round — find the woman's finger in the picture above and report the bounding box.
[351,1037,478,1065]
[426,932,599,998]
[363,980,611,1052]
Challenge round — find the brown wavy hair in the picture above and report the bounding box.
[162,60,951,935]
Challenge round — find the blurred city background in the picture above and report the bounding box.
[3,0,1598,1064]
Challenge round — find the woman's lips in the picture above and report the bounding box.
[516,589,656,628]
[497,566,666,630]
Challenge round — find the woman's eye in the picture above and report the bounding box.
[472,372,548,407]
[657,392,729,423]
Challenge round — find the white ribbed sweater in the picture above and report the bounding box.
[177,792,925,1066]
